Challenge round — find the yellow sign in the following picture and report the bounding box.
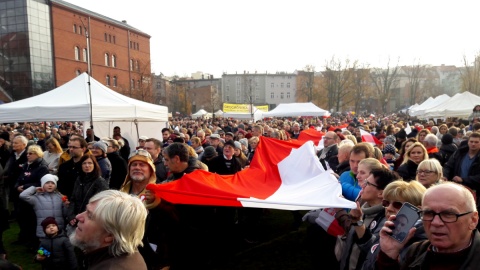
[223,103,269,113]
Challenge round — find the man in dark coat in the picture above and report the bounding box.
[318,131,339,171]
[4,135,28,220]
[57,137,88,198]
[106,139,127,190]
[144,138,168,183]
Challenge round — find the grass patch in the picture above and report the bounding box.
[3,222,41,270]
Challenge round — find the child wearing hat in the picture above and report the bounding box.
[382,144,397,170]
[19,174,66,238]
[35,217,77,269]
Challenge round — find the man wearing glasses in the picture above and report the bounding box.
[377,182,480,269]
[317,131,339,171]
[57,137,88,198]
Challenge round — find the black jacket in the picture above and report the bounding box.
[37,231,78,270]
[207,155,242,175]
[5,150,28,188]
[106,151,127,190]
[443,146,480,191]
[15,158,49,191]
[67,173,108,220]
[318,144,339,171]
[57,158,83,198]
[153,156,168,184]
[439,143,458,165]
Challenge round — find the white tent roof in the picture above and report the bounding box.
[0,73,168,122]
[192,109,212,118]
[409,94,450,117]
[214,109,224,116]
[262,102,329,117]
[422,91,480,118]
[0,73,168,143]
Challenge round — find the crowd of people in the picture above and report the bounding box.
[0,106,479,269]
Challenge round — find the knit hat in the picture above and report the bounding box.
[203,146,217,158]
[234,141,242,149]
[441,133,453,145]
[41,217,58,233]
[383,144,396,155]
[93,141,108,153]
[239,138,248,148]
[0,131,9,142]
[40,174,58,188]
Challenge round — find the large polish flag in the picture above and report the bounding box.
[147,137,356,210]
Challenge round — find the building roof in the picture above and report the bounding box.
[51,0,150,38]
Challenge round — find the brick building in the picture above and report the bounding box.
[0,0,151,102]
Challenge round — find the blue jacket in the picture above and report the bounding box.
[339,171,361,201]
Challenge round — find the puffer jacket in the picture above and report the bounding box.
[19,186,66,237]
[38,230,78,270]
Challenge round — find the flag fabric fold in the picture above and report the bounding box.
[147,137,356,210]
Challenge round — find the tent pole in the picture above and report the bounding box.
[85,18,94,139]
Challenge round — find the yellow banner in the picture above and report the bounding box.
[223,103,269,113]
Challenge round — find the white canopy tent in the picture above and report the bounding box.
[191,109,212,119]
[409,94,450,117]
[214,109,224,117]
[420,91,480,118]
[223,106,263,122]
[262,102,330,117]
[0,73,168,144]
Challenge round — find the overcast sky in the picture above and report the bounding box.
[66,0,480,78]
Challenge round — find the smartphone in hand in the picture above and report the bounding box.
[389,202,420,243]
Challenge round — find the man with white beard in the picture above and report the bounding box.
[119,149,156,200]
[70,190,147,269]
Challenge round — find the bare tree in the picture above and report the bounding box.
[460,53,480,95]
[403,61,426,105]
[351,66,371,113]
[322,57,357,112]
[370,58,400,113]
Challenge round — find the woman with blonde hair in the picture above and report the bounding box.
[345,135,357,145]
[43,137,63,174]
[396,142,428,181]
[415,159,443,188]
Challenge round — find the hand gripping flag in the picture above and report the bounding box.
[147,137,356,210]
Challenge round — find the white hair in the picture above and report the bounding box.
[424,134,438,147]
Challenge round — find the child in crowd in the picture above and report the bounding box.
[35,217,77,270]
[19,174,66,239]
[383,144,397,170]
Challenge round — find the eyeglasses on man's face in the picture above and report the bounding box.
[420,210,473,223]
[68,145,82,149]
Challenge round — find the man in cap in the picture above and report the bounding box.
[119,149,156,198]
[137,136,149,150]
[209,134,223,156]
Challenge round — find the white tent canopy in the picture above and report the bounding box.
[214,109,224,117]
[223,106,263,121]
[409,94,450,117]
[420,91,480,118]
[0,73,168,144]
[263,102,330,117]
[191,109,212,119]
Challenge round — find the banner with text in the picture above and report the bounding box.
[223,103,269,113]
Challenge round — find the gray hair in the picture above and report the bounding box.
[89,190,147,256]
[423,182,477,212]
[14,135,28,146]
[423,134,438,147]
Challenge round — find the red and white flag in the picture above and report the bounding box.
[147,137,356,210]
[360,129,382,146]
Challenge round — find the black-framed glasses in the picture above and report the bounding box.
[364,180,379,188]
[68,145,82,149]
[27,152,35,155]
[382,200,403,209]
[420,210,473,223]
[128,149,153,161]
[417,170,436,175]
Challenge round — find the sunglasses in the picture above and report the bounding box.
[27,152,36,155]
[382,200,403,209]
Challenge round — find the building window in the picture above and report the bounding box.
[255,95,259,101]
[113,76,117,87]
[73,24,77,33]
[287,82,290,88]
[156,82,161,89]
[113,36,116,44]
[74,46,80,60]
[137,43,140,50]
[79,27,82,35]
[131,79,135,89]
[130,59,133,71]
[136,60,139,71]
[281,92,284,99]
[130,41,132,48]
[75,70,81,76]
[112,55,116,67]
[106,75,110,86]
[104,33,107,41]
[104,53,109,66]
[109,34,112,43]
[271,82,274,88]
[82,48,87,62]
[271,92,274,98]
[287,92,290,98]
[281,83,284,88]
